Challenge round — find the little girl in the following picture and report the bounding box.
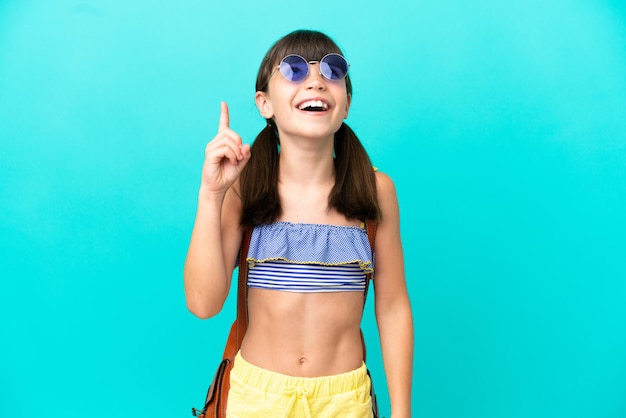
[185,29,413,417]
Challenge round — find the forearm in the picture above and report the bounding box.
[376,298,414,417]
[184,101,250,318]
[184,191,231,318]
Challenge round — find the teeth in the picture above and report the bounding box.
[298,100,328,110]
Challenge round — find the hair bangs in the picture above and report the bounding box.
[274,31,342,63]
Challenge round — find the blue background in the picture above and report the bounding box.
[1,1,626,417]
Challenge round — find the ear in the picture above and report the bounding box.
[344,93,352,119]
[255,91,274,119]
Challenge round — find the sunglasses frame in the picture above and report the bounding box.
[270,53,350,84]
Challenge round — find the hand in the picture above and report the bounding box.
[200,102,251,196]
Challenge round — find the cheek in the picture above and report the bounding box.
[332,84,350,107]
[268,87,298,110]
[338,95,350,113]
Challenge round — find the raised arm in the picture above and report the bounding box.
[184,102,251,319]
[373,171,414,418]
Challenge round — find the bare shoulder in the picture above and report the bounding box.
[375,169,395,187]
[375,171,400,218]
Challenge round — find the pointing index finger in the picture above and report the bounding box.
[218,101,229,131]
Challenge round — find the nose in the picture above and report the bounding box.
[304,62,326,90]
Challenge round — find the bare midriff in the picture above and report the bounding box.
[240,287,366,377]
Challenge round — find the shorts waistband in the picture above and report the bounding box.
[233,351,369,397]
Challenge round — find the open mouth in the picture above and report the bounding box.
[297,100,329,112]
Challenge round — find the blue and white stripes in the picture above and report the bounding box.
[246,222,374,293]
[248,261,366,292]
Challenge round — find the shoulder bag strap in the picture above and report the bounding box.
[364,220,377,301]
[235,227,253,350]
[361,220,378,362]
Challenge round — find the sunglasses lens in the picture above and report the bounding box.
[320,54,349,80]
[279,55,309,82]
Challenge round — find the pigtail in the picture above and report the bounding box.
[330,123,381,221]
[240,122,281,226]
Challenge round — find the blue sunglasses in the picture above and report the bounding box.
[272,53,350,83]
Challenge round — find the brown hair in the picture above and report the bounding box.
[240,30,380,226]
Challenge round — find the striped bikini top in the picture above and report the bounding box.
[246,222,374,293]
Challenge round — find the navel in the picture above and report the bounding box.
[299,356,307,365]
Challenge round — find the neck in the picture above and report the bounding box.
[278,134,335,186]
